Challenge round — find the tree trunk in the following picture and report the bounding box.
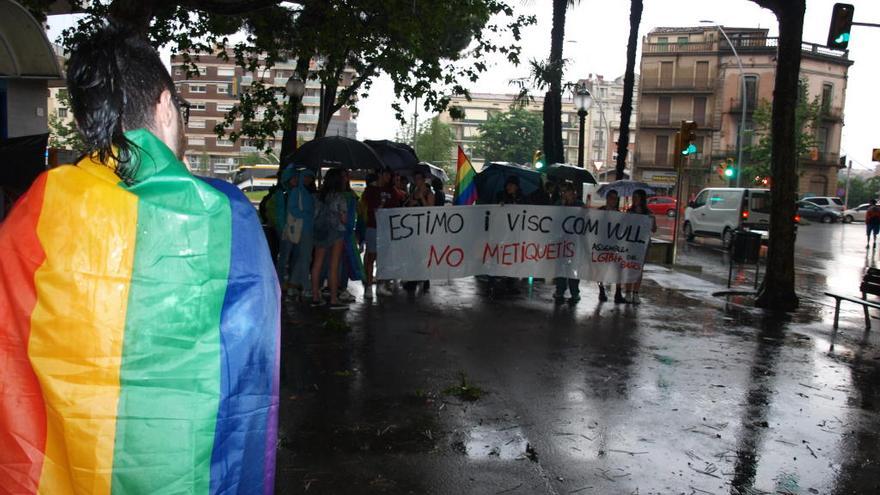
[315,82,338,138]
[614,0,643,180]
[543,0,567,165]
[755,1,804,311]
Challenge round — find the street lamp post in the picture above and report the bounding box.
[279,73,305,169]
[702,21,747,187]
[573,84,593,168]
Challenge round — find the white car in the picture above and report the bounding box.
[802,196,845,213]
[843,203,870,223]
[684,188,771,248]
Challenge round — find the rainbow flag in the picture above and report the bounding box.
[0,129,280,494]
[454,146,477,205]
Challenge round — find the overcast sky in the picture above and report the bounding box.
[47,0,880,171]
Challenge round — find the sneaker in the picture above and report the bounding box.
[328,302,348,310]
[598,288,608,302]
[337,290,355,303]
[377,283,393,297]
[569,295,581,304]
[614,293,628,304]
[309,300,324,308]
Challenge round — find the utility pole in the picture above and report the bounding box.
[844,159,852,209]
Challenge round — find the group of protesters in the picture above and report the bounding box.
[267,164,656,308]
[267,166,446,307]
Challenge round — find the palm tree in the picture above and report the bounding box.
[750,0,805,311]
[543,0,569,165]
[614,0,643,180]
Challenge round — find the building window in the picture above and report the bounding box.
[693,96,707,126]
[817,126,829,153]
[188,137,205,146]
[655,135,669,166]
[216,138,234,147]
[174,67,183,76]
[188,120,206,129]
[186,154,201,166]
[218,68,235,77]
[216,84,230,95]
[57,108,68,118]
[189,84,206,93]
[216,103,234,113]
[191,103,206,112]
[821,83,833,113]
[677,36,688,45]
[743,75,758,108]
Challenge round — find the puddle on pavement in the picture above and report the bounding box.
[453,425,531,460]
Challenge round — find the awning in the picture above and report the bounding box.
[0,0,64,79]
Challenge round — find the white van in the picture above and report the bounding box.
[683,188,771,248]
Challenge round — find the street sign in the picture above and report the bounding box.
[873,148,880,162]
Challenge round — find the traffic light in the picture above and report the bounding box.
[679,121,698,156]
[534,150,546,170]
[827,3,854,50]
[724,164,736,179]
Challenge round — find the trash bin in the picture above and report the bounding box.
[730,230,762,264]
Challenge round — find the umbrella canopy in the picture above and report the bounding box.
[545,163,598,186]
[288,136,385,171]
[363,139,419,171]
[474,162,542,204]
[398,162,449,183]
[596,180,654,197]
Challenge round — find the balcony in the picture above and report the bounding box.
[728,98,758,114]
[240,75,253,86]
[639,112,709,128]
[640,77,714,93]
[643,41,714,54]
[301,96,321,106]
[819,106,843,122]
[802,151,840,166]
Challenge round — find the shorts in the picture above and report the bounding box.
[366,227,377,254]
[867,222,880,237]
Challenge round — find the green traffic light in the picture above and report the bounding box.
[724,166,735,178]
[681,144,697,156]
[535,159,546,170]
[835,32,850,43]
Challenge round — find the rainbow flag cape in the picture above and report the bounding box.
[0,129,280,494]
[454,146,477,206]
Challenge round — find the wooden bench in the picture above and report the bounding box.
[825,267,880,330]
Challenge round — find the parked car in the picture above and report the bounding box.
[802,196,844,213]
[843,203,870,223]
[796,200,842,223]
[683,188,771,248]
[647,195,678,217]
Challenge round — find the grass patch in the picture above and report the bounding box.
[442,372,484,402]
[244,190,269,202]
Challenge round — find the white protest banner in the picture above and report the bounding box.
[376,205,653,283]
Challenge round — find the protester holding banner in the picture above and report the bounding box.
[554,182,584,303]
[362,168,405,299]
[598,189,627,304]
[491,176,527,295]
[624,189,657,304]
[432,177,446,206]
[407,171,435,207]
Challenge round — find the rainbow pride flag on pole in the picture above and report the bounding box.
[0,129,280,494]
[454,146,478,206]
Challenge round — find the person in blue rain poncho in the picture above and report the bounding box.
[278,167,316,297]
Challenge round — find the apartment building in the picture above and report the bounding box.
[171,51,357,180]
[635,26,852,196]
[581,74,639,180]
[437,92,592,170]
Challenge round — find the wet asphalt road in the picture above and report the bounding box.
[276,221,880,494]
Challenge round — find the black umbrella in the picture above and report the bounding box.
[545,163,598,186]
[287,136,385,171]
[597,180,654,197]
[474,162,542,204]
[363,140,419,172]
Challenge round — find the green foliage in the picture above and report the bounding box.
[473,107,542,164]
[840,175,880,207]
[48,91,85,152]
[397,117,456,176]
[32,0,534,153]
[744,79,821,183]
[240,152,278,166]
[442,372,484,402]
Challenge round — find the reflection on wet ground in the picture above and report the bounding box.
[276,223,880,494]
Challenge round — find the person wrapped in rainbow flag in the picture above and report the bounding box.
[0,24,280,494]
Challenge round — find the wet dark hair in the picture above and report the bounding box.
[431,177,443,191]
[66,22,177,182]
[319,168,344,201]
